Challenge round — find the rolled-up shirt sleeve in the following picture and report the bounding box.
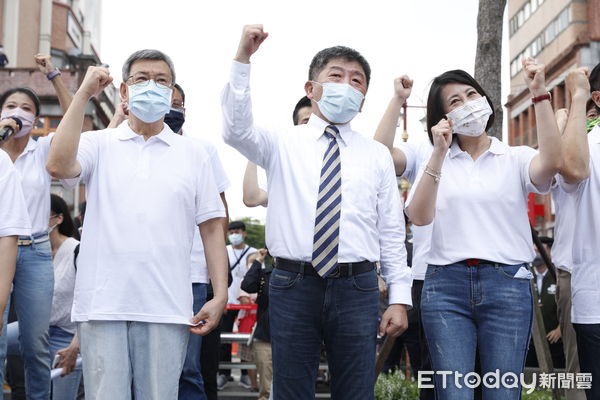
[377,150,412,306]
[221,61,277,170]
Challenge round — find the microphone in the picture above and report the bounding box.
[0,117,23,142]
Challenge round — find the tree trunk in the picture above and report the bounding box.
[474,0,507,139]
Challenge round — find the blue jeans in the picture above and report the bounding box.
[78,320,189,400]
[573,323,600,400]
[49,326,83,400]
[421,263,533,400]
[0,239,54,400]
[179,283,208,400]
[269,268,379,400]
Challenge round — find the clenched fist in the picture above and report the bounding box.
[235,24,269,64]
[34,54,56,75]
[565,67,590,99]
[393,75,413,102]
[522,57,547,97]
[77,66,113,99]
[431,118,454,155]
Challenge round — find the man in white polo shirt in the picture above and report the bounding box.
[556,66,600,400]
[46,50,228,400]
[0,150,31,330]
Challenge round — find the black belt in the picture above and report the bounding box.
[275,258,375,278]
[456,258,504,266]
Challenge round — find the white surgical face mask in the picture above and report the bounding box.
[313,82,364,124]
[446,96,492,137]
[228,233,244,246]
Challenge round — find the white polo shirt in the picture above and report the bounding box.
[559,126,600,324]
[550,183,575,273]
[71,121,225,325]
[4,134,55,235]
[189,138,230,284]
[398,140,433,281]
[410,137,549,266]
[0,150,30,237]
[226,244,257,305]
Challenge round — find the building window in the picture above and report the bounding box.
[32,116,62,136]
[510,0,547,37]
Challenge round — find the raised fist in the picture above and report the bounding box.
[393,75,413,101]
[78,66,113,99]
[235,24,269,64]
[34,54,56,74]
[522,57,547,97]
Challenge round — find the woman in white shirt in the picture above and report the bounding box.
[407,58,562,400]
[0,87,59,399]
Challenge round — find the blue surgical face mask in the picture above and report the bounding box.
[127,80,172,123]
[313,81,364,124]
[164,108,185,133]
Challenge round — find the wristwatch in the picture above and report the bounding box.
[47,69,61,81]
[532,92,552,104]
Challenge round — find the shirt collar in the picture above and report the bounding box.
[449,136,507,159]
[306,114,352,146]
[21,136,38,155]
[116,120,175,146]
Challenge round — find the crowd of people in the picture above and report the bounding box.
[0,23,599,400]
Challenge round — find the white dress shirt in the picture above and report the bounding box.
[550,182,576,273]
[558,126,600,324]
[409,137,549,266]
[222,61,412,306]
[70,121,225,325]
[226,244,257,305]
[4,134,58,235]
[189,138,230,284]
[398,141,433,281]
[0,150,30,237]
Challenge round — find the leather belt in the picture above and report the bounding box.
[17,232,50,247]
[275,257,375,278]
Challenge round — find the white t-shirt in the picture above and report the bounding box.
[4,134,58,235]
[558,126,600,324]
[550,182,576,273]
[189,138,230,283]
[71,122,225,325]
[398,140,433,281]
[409,137,549,266]
[226,244,256,305]
[49,237,79,334]
[0,150,30,237]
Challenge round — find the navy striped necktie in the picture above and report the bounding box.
[312,125,342,277]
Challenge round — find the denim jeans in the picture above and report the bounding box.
[78,320,189,400]
[49,326,83,400]
[179,283,208,400]
[421,263,533,400]
[269,268,379,400]
[0,240,54,400]
[573,323,600,400]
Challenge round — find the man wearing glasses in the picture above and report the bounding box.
[46,49,229,400]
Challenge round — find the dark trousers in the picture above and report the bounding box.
[573,323,600,400]
[270,269,379,400]
[201,291,220,400]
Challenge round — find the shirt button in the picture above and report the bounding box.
[241,73,247,77]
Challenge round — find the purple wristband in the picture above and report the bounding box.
[47,69,61,80]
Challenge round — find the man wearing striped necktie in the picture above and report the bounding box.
[222,25,413,400]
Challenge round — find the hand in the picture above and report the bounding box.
[255,248,268,263]
[393,75,413,102]
[239,296,251,305]
[431,118,453,154]
[0,117,21,136]
[56,343,79,376]
[379,304,408,337]
[522,57,547,97]
[189,296,227,336]
[77,66,113,99]
[235,24,269,64]
[546,326,561,344]
[565,67,590,99]
[34,54,56,74]
[110,101,128,127]
[555,108,569,133]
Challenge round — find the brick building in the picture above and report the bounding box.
[506,0,600,235]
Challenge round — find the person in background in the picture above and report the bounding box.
[218,221,256,390]
[554,65,600,400]
[34,54,73,113]
[243,96,313,208]
[407,58,562,399]
[0,46,9,68]
[46,49,229,400]
[241,249,272,400]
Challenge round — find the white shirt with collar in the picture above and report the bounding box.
[4,133,57,235]
[550,182,576,273]
[222,61,412,306]
[188,138,230,284]
[558,126,600,324]
[398,141,433,281]
[0,150,31,237]
[227,244,257,305]
[535,268,548,296]
[71,121,225,325]
[409,137,548,266]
